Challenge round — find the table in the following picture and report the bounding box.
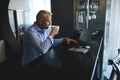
[21,31,103,80]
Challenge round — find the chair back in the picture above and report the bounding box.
[112,53,120,80]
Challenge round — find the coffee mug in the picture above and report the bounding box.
[52,25,60,34]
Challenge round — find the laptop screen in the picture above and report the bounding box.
[79,29,93,43]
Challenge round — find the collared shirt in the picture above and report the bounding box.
[22,23,63,65]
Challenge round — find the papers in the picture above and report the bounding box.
[68,47,89,54]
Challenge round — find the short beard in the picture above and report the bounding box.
[44,27,48,29]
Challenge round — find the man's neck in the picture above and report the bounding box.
[35,22,44,29]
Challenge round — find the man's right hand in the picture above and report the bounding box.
[62,37,79,44]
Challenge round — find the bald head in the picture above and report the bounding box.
[36,10,52,21]
[36,10,52,29]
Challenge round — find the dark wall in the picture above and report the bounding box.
[51,0,74,37]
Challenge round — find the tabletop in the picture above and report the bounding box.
[22,31,103,80]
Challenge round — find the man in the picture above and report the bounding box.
[22,10,78,65]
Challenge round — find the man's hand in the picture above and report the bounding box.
[63,37,79,44]
[49,27,59,37]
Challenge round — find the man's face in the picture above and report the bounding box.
[39,14,51,29]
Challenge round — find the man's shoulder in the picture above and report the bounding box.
[27,25,38,32]
[23,27,37,36]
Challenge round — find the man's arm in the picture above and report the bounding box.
[26,31,54,54]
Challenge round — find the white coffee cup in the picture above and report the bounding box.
[52,25,60,34]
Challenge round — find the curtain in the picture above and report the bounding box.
[107,0,120,59]
[103,0,120,72]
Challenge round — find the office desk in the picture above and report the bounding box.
[21,33,103,80]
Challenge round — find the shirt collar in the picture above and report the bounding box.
[33,23,45,34]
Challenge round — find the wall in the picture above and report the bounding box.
[51,0,74,37]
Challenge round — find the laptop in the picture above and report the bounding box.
[79,29,93,43]
[68,29,93,54]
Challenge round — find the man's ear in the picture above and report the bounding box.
[38,19,43,24]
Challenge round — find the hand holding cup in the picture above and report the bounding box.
[52,25,60,34]
[50,25,60,37]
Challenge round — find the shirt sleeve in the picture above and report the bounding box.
[26,30,54,54]
[53,38,63,46]
[48,36,54,44]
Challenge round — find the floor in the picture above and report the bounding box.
[0,61,91,80]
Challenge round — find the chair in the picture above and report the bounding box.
[109,49,120,80]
